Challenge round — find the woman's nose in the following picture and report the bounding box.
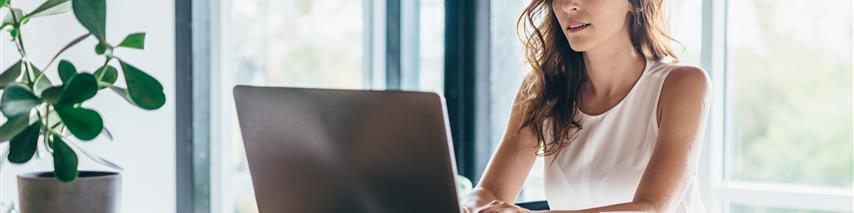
[555,0,581,13]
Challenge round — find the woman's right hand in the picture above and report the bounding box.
[459,188,499,213]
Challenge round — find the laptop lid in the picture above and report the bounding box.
[233,86,461,213]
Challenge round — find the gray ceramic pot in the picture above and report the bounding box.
[17,171,121,213]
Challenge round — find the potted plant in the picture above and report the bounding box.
[0,0,165,212]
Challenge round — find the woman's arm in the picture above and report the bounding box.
[478,66,711,213]
[460,85,542,211]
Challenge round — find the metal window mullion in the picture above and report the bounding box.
[400,0,421,90]
[699,0,728,211]
[386,0,402,89]
[382,0,420,91]
[369,0,388,90]
[471,0,491,182]
[176,0,211,212]
[364,0,375,89]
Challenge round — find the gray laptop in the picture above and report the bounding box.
[233,86,462,213]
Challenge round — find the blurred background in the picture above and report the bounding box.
[0,0,851,212]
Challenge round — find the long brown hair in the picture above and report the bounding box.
[516,0,679,157]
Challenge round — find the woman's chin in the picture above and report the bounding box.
[567,42,590,52]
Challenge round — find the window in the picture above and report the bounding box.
[726,0,852,189]
[215,1,365,212]
[212,0,443,212]
[720,0,853,211]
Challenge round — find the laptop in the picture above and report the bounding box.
[233,86,462,213]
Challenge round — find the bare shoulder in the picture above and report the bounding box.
[661,65,711,101]
[665,65,710,90]
[657,65,711,123]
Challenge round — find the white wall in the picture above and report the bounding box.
[0,0,176,212]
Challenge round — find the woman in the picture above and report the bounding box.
[460,0,710,212]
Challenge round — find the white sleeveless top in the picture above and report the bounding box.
[543,60,705,212]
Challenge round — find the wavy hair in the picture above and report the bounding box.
[515,0,680,157]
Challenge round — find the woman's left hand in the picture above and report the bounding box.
[474,200,532,213]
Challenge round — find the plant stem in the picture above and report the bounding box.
[7,4,26,57]
[5,1,35,86]
[42,105,51,152]
[10,8,28,57]
[50,120,61,129]
[44,33,91,70]
[96,57,113,81]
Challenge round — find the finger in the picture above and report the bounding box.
[476,203,506,212]
[465,205,482,213]
[475,205,494,213]
[475,205,512,213]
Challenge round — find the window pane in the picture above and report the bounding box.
[219,0,364,212]
[224,0,364,89]
[668,0,702,65]
[488,0,535,201]
[730,204,848,213]
[726,0,853,188]
[419,0,445,94]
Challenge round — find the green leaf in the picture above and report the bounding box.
[94,42,109,55]
[0,115,30,142]
[0,60,22,88]
[58,60,77,83]
[8,121,41,164]
[26,0,71,18]
[0,83,41,117]
[118,32,145,49]
[54,104,102,141]
[1,8,23,26]
[0,0,8,7]
[41,86,64,104]
[119,61,164,110]
[59,72,97,104]
[94,65,118,88]
[71,0,105,41]
[51,135,78,182]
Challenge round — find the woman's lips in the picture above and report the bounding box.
[567,23,590,33]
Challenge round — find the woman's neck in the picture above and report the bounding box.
[581,33,646,96]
